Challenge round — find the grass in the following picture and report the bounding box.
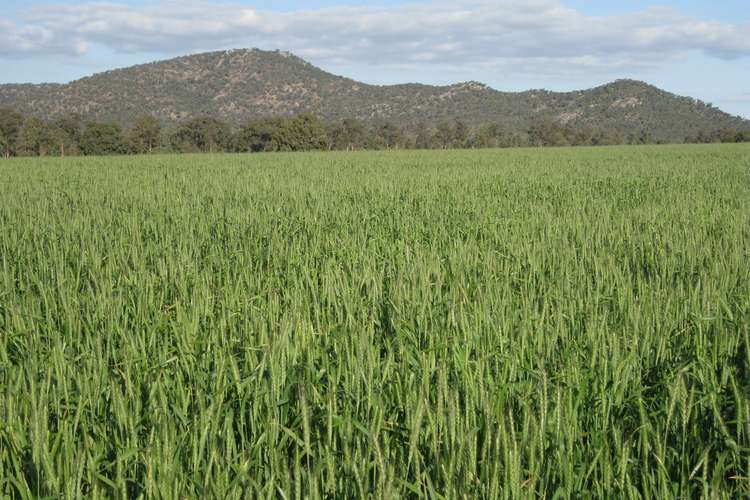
[0,144,749,498]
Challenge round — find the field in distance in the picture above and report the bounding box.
[1,145,749,497]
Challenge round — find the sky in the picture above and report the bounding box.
[2,0,749,118]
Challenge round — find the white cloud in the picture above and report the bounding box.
[0,19,61,55]
[2,0,749,76]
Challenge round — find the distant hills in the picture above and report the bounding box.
[1,48,748,143]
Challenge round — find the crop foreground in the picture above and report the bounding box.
[1,145,749,497]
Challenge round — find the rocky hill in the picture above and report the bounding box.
[1,48,747,142]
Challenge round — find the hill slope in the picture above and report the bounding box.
[1,48,747,142]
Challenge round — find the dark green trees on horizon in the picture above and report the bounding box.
[129,116,162,154]
[233,114,329,153]
[1,107,749,158]
[80,123,127,156]
[0,108,24,158]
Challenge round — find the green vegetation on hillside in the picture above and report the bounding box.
[1,145,749,497]
[1,49,748,144]
[1,107,749,158]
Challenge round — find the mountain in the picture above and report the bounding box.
[1,48,747,142]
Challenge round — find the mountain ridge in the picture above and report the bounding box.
[2,48,747,143]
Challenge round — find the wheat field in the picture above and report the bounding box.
[1,145,749,498]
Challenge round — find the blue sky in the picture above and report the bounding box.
[2,0,749,118]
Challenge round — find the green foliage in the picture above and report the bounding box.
[0,107,24,157]
[282,113,329,151]
[16,117,56,156]
[80,122,126,156]
[1,105,749,159]
[233,116,285,152]
[435,121,454,148]
[527,119,601,147]
[0,145,749,497]
[128,116,162,154]
[687,128,750,144]
[52,114,83,156]
[369,121,407,150]
[413,122,434,149]
[528,120,570,146]
[328,118,368,151]
[474,123,521,148]
[234,114,329,152]
[170,117,232,153]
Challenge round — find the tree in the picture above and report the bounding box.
[170,117,231,153]
[327,118,367,151]
[233,117,285,153]
[52,114,83,156]
[0,108,25,158]
[80,122,126,156]
[234,114,328,153]
[527,120,569,147]
[129,116,162,154]
[435,122,453,149]
[452,120,469,148]
[712,128,750,144]
[17,117,55,156]
[590,129,623,146]
[476,123,510,148]
[414,122,435,150]
[627,129,654,145]
[282,114,329,151]
[375,122,405,150]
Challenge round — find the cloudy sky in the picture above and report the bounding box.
[2,0,749,117]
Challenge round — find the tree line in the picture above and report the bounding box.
[1,107,748,158]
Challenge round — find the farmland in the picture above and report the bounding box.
[0,145,749,497]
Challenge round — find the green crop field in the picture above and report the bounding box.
[1,145,749,498]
